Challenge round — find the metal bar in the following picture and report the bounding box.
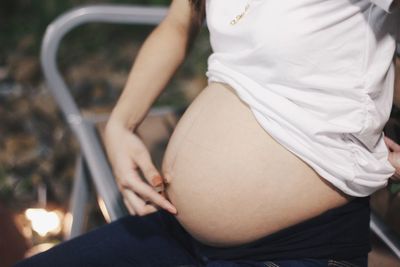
[66,155,90,239]
[370,210,400,259]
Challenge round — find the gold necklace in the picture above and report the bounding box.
[230,0,254,25]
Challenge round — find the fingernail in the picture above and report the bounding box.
[151,175,164,187]
[154,184,164,194]
[166,203,177,214]
[169,207,177,214]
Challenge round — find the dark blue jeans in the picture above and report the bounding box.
[14,209,368,267]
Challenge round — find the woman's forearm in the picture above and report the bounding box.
[108,20,190,131]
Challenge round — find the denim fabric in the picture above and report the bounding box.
[262,257,367,267]
[13,209,367,267]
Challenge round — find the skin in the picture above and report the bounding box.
[161,81,354,246]
[385,136,400,180]
[104,0,400,245]
[104,0,193,215]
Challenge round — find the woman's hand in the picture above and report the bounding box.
[103,120,177,216]
[384,136,400,181]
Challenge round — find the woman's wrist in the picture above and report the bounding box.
[106,111,138,133]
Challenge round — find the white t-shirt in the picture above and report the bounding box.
[204,0,400,197]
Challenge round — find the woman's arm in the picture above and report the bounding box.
[107,0,195,131]
[101,1,198,215]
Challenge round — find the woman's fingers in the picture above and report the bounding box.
[389,169,400,181]
[384,136,400,152]
[103,124,176,216]
[117,157,177,214]
[133,146,166,188]
[117,164,162,216]
[386,148,400,181]
[123,197,136,215]
[116,159,143,189]
[150,174,165,193]
[130,147,177,212]
[127,174,177,214]
[382,136,400,181]
[123,189,158,216]
[391,172,400,181]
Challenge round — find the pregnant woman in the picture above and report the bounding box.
[15,0,400,267]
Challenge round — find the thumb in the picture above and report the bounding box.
[384,136,400,152]
[388,150,400,169]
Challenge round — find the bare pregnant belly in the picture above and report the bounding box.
[161,81,353,247]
